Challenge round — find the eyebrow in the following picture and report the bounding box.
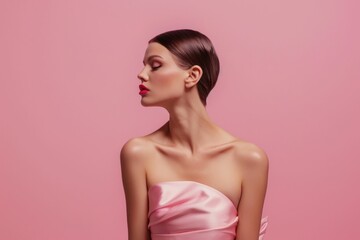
[142,55,163,65]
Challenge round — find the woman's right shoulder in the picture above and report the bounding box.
[120,136,154,164]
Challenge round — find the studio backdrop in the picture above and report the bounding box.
[1,0,359,239]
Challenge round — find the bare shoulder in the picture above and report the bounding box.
[232,139,269,170]
[120,136,153,240]
[120,137,154,162]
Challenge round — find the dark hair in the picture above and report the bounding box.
[148,29,220,106]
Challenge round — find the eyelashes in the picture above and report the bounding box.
[151,65,161,71]
[142,60,161,71]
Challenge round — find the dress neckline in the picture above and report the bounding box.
[148,180,238,210]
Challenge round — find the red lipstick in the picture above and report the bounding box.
[139,84,149,95]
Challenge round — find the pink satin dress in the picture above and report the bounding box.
[148,180,268,240]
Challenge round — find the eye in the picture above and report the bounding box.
[151,64,161,71]
[152,66,160,70]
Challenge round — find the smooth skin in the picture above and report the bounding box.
[120,42,269,240]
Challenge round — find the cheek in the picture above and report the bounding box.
[155,70,184,93]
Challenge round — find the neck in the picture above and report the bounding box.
[163,98,220,156]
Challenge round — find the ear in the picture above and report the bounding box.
[184,65,203,88]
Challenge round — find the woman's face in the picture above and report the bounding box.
[137,42,189,107]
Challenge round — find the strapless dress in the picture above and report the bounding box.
[148,180,268,240]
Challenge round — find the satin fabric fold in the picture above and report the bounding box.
[148,180,268,240]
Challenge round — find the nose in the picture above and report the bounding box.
[137,67,148,82]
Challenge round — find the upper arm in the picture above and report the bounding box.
[120,138,151,240]
[236,143,269,240]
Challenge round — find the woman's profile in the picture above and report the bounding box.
[120,29,269,240]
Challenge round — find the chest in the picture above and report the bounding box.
[145,145,242,208]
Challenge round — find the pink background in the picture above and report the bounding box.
[1,0,359,239]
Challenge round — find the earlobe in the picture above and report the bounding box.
[184,65,203,88]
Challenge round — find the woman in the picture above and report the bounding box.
[121,29,269,240]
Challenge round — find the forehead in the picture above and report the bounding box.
[143,42,173,63]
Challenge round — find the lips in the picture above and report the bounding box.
[139,84,149,91]
[139,84,150,96]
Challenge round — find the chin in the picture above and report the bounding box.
[140,98,157,107]
[140,98,168,108]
